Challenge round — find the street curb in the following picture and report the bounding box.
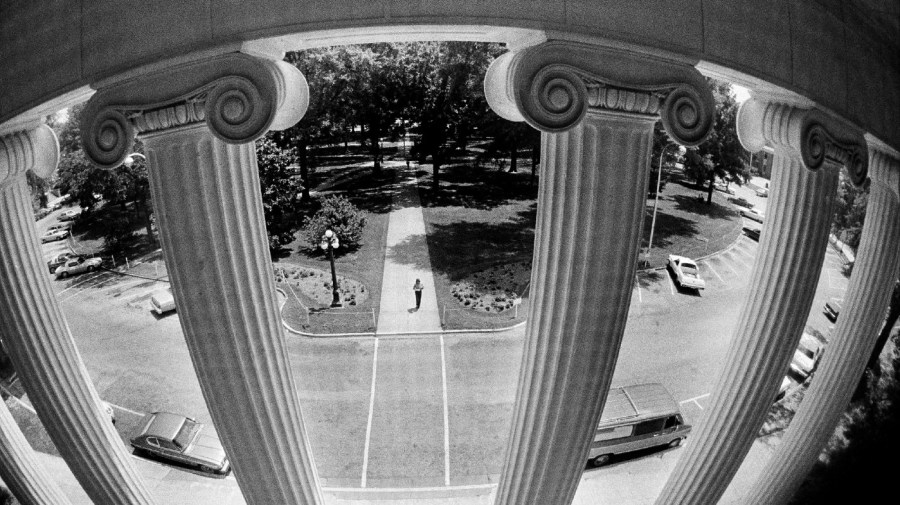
[636,226,750,274]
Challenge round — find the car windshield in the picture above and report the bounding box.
[681,263,698,276]
[173,419,200,450]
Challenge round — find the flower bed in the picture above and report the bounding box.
[274,265,368,307]
[449,261,530,313]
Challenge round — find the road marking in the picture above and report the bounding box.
[679,393,710,410]
[61,278,147,303]
[704,262,725,283]
[361,338,379,488]
[110,403,144,417]
[667,272,676,295]
[55,272,105,297]
[635,274,643,303]
[721,253,742,276]
[440,334,450,487]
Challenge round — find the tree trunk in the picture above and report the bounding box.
[432,151,441,192]
[139,197,154,245]
[531,136,540,187]
[706,177,715,204]
[508,146,518,173]
[299,141,311,201]
[867,281,900,376]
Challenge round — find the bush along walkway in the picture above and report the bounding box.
[375,164,443,335]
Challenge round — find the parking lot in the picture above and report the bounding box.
[21,199,851,491]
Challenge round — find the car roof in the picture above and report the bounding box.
[599,383,679,426]
[141,412,189,441]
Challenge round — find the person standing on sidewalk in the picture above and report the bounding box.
[413,279,424,310]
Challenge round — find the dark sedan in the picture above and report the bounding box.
[131,412,230,475]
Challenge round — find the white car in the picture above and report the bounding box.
[667,255,706,290]
[740,206,765,223]
[150,288,176,315]
[41,228,69,243]
[755,188,769,197]
[789,333,824,380]
[55,256,102,278]
[714,182,735,195]
[58,209,82,221]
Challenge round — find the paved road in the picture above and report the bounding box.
[24,188,851,494]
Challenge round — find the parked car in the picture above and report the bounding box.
[789,333,825,380]
[40,228,69,243]
[150,288,176,315]
[54,256,102,278]
[131,412,230,474]
[58,209,82,221]
[743,227,761,241]
[667,255,706,290]
[47,252,82,274]
[589,383,692,467]
[714,182,735,195]
[824,299,842,321]
[740,206,765,223]
[777,333,826,400]
[47,222,73,232]
[755,188,769,197]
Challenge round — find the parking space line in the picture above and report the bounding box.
[704,262,725,283]
[679,393,710,410]
[361,338,379,488]
[55,272,105,297]
[61,278,147,303]
[667,272,676,295]
[635,274,643,303]
[439,334,450,487]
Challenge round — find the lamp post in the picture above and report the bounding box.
[645,143,670,263]
[123,152,146,167]
[320,228,342,307]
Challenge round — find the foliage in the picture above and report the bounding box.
[681,80,750,202]
[831,173,869,248]
[300,195,367,253]
[790,325,900,504]
[256,136,303,251]
[26,170,49,210]
[50,104,156,244]
[101,214,139,253]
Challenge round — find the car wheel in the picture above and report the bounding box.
[198,464,213,473]
[591,454,611,467]
[87,265,96,272]
[59,271,68,279]
[668,438,682,448]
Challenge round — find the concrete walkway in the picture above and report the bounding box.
[375,165,442,335]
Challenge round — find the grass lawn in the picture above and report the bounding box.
[415,162,743,330]
[417,163,538,330]
[275,164,394,334]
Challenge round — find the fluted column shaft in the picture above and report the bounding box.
[142,123,322,504]
[745,148,900,504]
[0,126,154,504]
[656,102,852,505]
[496,110,656,505]
[0,385,70,504]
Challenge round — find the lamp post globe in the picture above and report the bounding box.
[321,228,342,307]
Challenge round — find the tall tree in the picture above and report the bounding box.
[256,136,304,251]
[832,173,869,248]
[278,47,355,200]
[681,79,749,203]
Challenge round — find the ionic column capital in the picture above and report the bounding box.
[0,125,59,188]
[484,41,715,146]
[80,52,309,169]
[737,99,868,185]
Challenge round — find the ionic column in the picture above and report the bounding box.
[745,141,899,504]
[80,53,320,504]
[1,380,70,505]
[484,41,715,505]
[0,125,152,503]
[655,99,868,505]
